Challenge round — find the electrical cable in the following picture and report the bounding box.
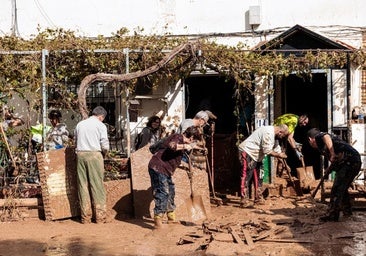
[33,0,56,28]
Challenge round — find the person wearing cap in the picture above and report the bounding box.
[148,126,202,229]
[177,110,209,134]
[274,113,309,160]
[177,110,212,164]
[74,106,110,224]
[45,110,69,150]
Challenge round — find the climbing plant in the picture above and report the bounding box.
[1,27,366,112]
[1,27,366,141]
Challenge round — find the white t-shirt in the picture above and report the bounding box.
[238,126,281,162]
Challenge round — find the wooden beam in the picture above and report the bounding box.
[0,198,40,207]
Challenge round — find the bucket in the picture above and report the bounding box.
[262,155,270,183]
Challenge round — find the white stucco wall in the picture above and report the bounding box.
[1,0,365,47]
[1,0,366,152]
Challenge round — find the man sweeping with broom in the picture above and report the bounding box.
[307,128,361,222]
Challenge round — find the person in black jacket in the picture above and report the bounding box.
[307,128,361,221]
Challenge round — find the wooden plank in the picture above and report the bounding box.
[243,229,254,247]
[37,148,80,220]
[259,238,314,243]
[0,198,40,207]
[230,229,244,245]
[37,148,133,221]
[214,233,233,242]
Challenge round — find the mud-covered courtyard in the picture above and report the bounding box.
[1,193,366,256]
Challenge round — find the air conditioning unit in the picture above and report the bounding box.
[249,6,261,26]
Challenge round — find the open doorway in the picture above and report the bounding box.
[274,73,328,178]
[184,75,237,134]
[183,75,241,191]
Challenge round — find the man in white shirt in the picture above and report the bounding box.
[238,124,288,207]
[74,106,109,224]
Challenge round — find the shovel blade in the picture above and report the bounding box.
[185,195,207,222]
[296,166,315,190]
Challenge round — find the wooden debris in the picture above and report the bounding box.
[230,229,244,245]
[259,238,314,243]
[253,226,286,241]
[272,218,294,225]
[177,236,196,245]
[203,223,224,233]
[331,233,355,239]
[242,229,254,247]
[0,198,40,207]
[214,233,234,242]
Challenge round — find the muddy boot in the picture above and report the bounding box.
[342,208,353,218]
[154,214,163,229]
[254,190,265,205]
[320,208,340,222]
[254,197,266,205]
[167,211,178,224]
[342,200,353,218]
[95,210,108,224]
[81,218,91,224]
[240,197,251,208]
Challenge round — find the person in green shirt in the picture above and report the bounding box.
[274,113,309,159]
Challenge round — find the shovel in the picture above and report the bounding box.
[311,164,333,198]
[279,158,303,196]
[296,157,315,190]
[185,154,207,222]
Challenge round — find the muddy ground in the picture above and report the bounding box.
[1,192,366,256]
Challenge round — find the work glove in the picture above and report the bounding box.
[295,149,303,159]
[295,142,303,151]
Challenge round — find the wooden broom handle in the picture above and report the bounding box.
[0,123,16,167]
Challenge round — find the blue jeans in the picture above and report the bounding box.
[148,168,176,216]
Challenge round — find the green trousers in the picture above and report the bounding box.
[76,151,106,222]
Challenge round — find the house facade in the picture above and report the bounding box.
[1,0,366,188]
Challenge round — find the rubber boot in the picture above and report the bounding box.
[167,211,178,224]
[254,189,265,205]
[240,196,251,208]
[320,206,340,222]
[154,214,163,229]
[240,187,251,208]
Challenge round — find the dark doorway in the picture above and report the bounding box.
[275,73,328,178]
[279,73,328,131]
[184,75,241,192]
[184,75,237,134]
